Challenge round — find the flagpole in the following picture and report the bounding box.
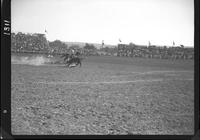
[45,29,50,54]
[101,40,104,50]
[148,41,151,47]
[173,41,175,47]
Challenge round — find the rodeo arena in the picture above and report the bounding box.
[11,32,194,135]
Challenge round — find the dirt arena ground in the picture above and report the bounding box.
[11,55,194,135]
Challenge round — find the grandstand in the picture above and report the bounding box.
[117,43,194,59]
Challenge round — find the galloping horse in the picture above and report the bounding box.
[61,52,82,68]
[66,57,82,67]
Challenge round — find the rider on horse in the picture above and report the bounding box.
[61,49,81,62]
[60,49,82,67]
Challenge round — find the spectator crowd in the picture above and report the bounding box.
[11,32,96,55]
[11,32,49,53]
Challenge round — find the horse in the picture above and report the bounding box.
[61,53,83,68]
[66,57,82,67]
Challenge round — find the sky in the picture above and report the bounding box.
[11,0,194,47]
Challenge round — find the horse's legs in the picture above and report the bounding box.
[66,63,70,68]
[79,61,81,67]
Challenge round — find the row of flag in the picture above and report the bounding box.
[103,40,176,46]
[148,41,176,46]
[44,29,176,46]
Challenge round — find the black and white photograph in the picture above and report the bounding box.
[11,0,194,135]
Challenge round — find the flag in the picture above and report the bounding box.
[45,29,47,33]
[119,39,122,42]
[173,41,175,46]
[102,40,104,46]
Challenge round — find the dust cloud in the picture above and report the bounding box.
[11,55,51,66]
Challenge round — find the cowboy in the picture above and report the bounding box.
[70,48,76,58]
